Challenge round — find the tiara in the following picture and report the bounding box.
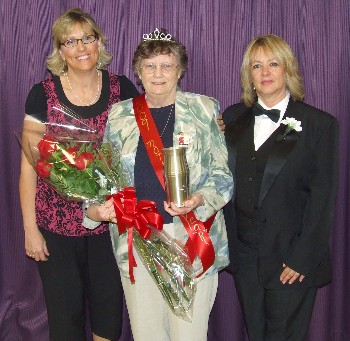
[143,28,172,41]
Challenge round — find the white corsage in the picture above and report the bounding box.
[281,117,302,132]
[281,117,302,138]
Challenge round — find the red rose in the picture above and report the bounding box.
[37,135,58,160]
[61,146,78,165]
[36,160,52,177]
[81,151,94,161]
[74,152,94,170]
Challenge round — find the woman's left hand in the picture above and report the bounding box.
[280,263,305,284]
[164,193,204,216]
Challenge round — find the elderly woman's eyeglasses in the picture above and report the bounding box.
[60,35,97,48]
[140,63,178,74]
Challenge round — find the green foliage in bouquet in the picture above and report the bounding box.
[35,135,127,201]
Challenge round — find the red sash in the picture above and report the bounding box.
[133,94,215,276]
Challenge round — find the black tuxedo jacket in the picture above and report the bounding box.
[223,99,339,289]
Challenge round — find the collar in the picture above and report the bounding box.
[258,92,290,122]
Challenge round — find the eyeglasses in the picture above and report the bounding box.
[60,35,97,48]
[140,63,178,74]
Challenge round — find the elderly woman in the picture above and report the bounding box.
[222,34,339,341]
[19,8,138,341]
[87,28,233,340]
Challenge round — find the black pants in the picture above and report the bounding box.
[37,228,123,341]
[234,248,317,341]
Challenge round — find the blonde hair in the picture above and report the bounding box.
[46,8,112,75]
[241,34,304,107]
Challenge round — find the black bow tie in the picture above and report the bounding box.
[252,103,280,123]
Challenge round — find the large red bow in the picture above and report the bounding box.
[109,187,164,283]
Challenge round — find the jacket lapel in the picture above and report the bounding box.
[259,100,303,205]
[225,109,253,181]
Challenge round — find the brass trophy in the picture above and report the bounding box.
[162,147,189,207]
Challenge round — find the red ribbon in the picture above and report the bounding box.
[181,213,216,275]
[133,94,216,277]
[108,187,164,283]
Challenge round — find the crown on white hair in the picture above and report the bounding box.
[143,28,172,41]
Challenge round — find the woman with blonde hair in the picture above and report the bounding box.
[223,34,338,341]
[19,8,138,340]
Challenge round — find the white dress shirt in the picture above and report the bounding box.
[254,92,290,150]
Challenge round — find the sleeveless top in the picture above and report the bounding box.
[35,73,121,236]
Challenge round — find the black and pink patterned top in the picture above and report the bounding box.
[25,70,139,236]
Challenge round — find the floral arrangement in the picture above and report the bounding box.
[281,117,303,134]
[34,134,126,201]
[18,104,128,202]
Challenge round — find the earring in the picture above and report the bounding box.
[61,59,67,73]
[97,46,102,69]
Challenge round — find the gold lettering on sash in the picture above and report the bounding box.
[139,112,149,130]
[146,140,164,165]
[134,100,149,131]
[183,214,209,245]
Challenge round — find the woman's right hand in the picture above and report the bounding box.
[25,226,50,261]
[20,120,49,262]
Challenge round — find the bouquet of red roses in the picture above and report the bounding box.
[18,105,129,202]
[33,134,127,201]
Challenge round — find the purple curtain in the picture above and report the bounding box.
[1,1,349,340]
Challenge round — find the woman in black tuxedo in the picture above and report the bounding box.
[222,35,339,341]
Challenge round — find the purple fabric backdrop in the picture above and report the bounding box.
[1,0,349,340]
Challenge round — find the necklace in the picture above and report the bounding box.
[160,104,174,137]
[65,69,100,106]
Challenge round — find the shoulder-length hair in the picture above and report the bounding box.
[132,28,188,83]
[46,8,112,75]
[241,34,304,107]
